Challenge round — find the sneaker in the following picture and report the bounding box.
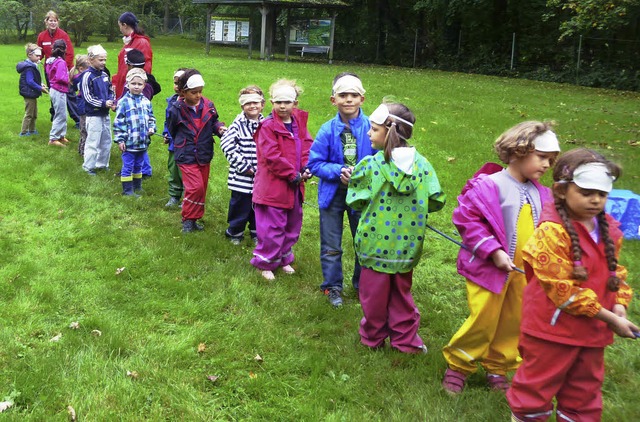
[229,238,242,246]
[282,264,295,274]
[30,130,40,135]
[165,197,181,207]
[49,140,66,147]
[58,137,70,144]
[325,288,343,307]
[19,132,30,137]
[85,169,97,176]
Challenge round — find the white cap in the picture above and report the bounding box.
[572,163,615,193]
[534,130,561,152]
[185,74,205,90]
[332,75,365,96]
[271,86,297,102]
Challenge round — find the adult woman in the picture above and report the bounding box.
[113,12,153,99]
[37,10,80,127]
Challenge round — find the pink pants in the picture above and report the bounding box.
[178,163,210,221]
[250,192,303,271]
[358,268,424,353]
[507,334,604,422]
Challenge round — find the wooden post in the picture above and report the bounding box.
[259,6,268,60]
[206,5,212,55]
[413,28,418,68]
[328,12,337,64]
[284,9,290,62]
[576,34,583,84]
[510,32,516,70]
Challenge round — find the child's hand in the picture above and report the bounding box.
[340,166,353,185]
[163,134,170,144]
[490,249,515,272]
[302,167,313,180]
[118,142,126,152]
[608,315,639,339]
[148,128,155,136]
[613,304,627,319]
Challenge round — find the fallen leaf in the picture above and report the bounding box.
[50,333,62,342]
[446,157,456,163]
[67,405,76,421]
[207,375,219,383]
[0,401,13,413]
[197,343,206,353]
[249,371,257,379]
[126,370,139,379]
[91,330,102,337]
[254,354,263,362]
[69,322,80,330]
[628,140,639,147]
[115,267,126,275]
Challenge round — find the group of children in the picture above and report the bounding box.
[17,42,637,419]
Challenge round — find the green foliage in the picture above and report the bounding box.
[0,36,639,420]
[546,0,640,39]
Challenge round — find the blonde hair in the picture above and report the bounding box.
[87,45,107,59]
[25,43,39,56]
[69,54,89,78]
[494,121,555,164]
[268,79,303,99]
[239,85,264,97]
[44,10,59,23]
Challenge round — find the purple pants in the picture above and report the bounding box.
[251,192,303,271]
[359,268,424,353]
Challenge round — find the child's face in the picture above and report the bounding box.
[173,77,180,94]
[271,100,296,121]
[28,51,42,63]
[510,151,557,182]
[242,101,264,121]
[331,92,364,121]
[90,55,107,70]
[561,183,608,225]
[183,87,203,107]
[367,122,388,151]
[128,76,145,96]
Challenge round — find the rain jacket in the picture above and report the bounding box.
[37,28,74,69]
[307,109,374,209]
[17,60,42,98]
[113,91,156,150]
[113,33,153,99]
[45,57,69,93]
[347,148,446,274]
[520,205,632,347]
[453,163,552,293]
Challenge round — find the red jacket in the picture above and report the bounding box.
[521,205,632,348]
[113,33,153,99]
[37,28,75,70]
[252,109,313,209]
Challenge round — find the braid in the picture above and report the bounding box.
[597,212,620,291]
[554,197,588,281]
[383,123,407,162]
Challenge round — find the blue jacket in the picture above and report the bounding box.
[162,94,179,152]
[16,60,42,99]
[307,109,374,209]
[113,91,156,150]
[81,66,114,117]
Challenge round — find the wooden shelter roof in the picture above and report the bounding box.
[192,0,348,8]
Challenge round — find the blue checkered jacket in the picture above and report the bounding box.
[113,91,156,151]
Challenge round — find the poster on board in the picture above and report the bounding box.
[289,19,330,46]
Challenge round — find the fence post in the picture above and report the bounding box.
[576,34,582,84]
[510,32,516,70]
[458,29,462,55]
[413,28,418,68]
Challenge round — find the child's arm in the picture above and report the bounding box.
[307,127,343,182]
[220,123,254,174]
[594,307,638,338]
[346,158,373,211]
[113,100,129,151]
[147,102,156,135]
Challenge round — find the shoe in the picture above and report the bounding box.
[74,122,80,129]
[486,373,510,392]
[260,270,275,280]
[165,197,181,207]
[19,132,30,137]
[442,368,467,395]
[142,174,152,180]
[49,140,66,147]
[230,238,242,246]
[182,220,195,233]
[58,137,70,144]
[251,237,258,245]
[325,288,343,307]
[418,345,428,354]
[30,130,39,135]
[86,169,97,176]
[282,264,295,274]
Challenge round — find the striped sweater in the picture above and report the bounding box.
[220,112,264,193]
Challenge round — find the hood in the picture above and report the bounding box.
[377,147,422,194]
[16,60,36,73]
[45,57,57,65]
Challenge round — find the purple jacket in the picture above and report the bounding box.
[45,57,69,93]
[453,163,552,294]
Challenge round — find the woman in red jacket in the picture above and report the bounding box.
[250,79,313,280]
[113,12,153,99]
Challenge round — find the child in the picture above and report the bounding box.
[307,72,374,307]
[17,43,48,137]
[441,121,561,394]
[163,69,186,208]
[346,101,445,353]
[220,85,265,245]
[122,48,161,179]
[45,39,69,147]
[250,79,313,280]
[166,69,226,233]
[113,68,156,196]
[70,54,89,156]
[507,148,636,421]
[81,44,116,176]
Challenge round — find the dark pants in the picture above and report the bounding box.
[226,190,256,240]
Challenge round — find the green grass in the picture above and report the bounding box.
[0,35,639,420]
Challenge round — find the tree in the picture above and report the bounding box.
[547,0,640,38]
[59,1,112,46]
[0,0,30,40]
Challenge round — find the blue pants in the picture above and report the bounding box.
[319,185,361,292]
[226,190,256,239]
[120,150,145,181]
[142,150,152,176]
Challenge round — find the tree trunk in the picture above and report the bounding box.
[163,0,170,33]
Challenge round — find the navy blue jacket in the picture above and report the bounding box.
[81,66,114,117]
[17,60,43,99]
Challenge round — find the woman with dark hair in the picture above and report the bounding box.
[112,12,153,99]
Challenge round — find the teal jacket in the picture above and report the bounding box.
[347,148,446,274]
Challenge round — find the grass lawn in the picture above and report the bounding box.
[0,35,639,420]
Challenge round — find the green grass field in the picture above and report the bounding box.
[0,36,639,420]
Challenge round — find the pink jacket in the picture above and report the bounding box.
[453,163,552,293]
[252,109,313,209]
[45,57,69,93]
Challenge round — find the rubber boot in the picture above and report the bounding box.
[122,181,139,197]
[133,177,143,193]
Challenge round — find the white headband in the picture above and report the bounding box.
[271,86,297,102]
[185,74,205,90]
[369,104,414,127]
[332,75,365,96]
[30,48,42,56]
[534,130,561,152]
[571,163,615,193]
[239,93,264,106]
[173,70,185,79]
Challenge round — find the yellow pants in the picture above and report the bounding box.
[442,271,526,376]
